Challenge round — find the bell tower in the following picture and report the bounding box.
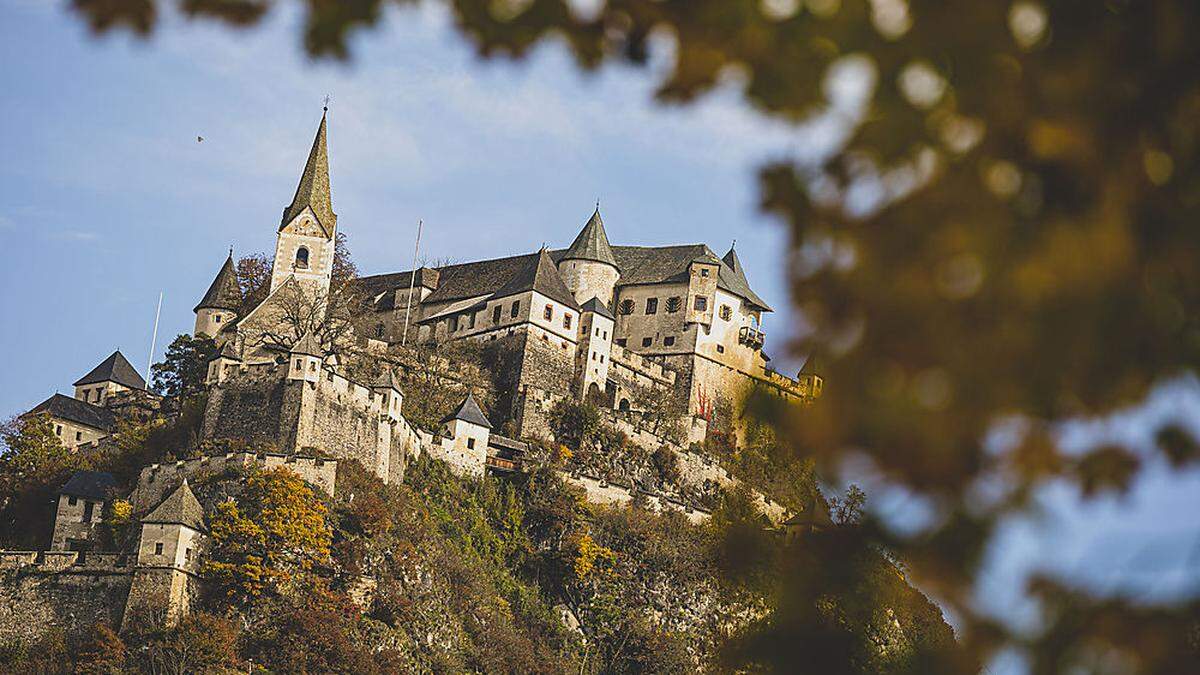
[270,108,337,296]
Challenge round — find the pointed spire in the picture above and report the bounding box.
[290,332,323,357]
[280,110,336,238]
[372,368,402,392]
[440,393,492,429]
[720,244,773,312]
[799,352,821,376]
[194,253,242,314]
[562,207,618,269]
[73,351,146,390]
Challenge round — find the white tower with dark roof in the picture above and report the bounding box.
[558,207,620,307]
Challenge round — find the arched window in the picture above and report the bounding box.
[618,398,631,412]
[295,247,310,269]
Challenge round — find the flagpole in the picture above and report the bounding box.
[401,219,422,346]
[146,291,163,390]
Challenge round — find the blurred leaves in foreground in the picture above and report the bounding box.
[66,0,1200,671]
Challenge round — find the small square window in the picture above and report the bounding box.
[467,438,476,449]
[664,336,676,347]
[645,298,658,315]
[214,315,221,323]
[717,345,725,354]
[701,268,710,277]
[694,296,708,311]
[154,543,164,556]
[544,305,554,321]
[642,337,653,348]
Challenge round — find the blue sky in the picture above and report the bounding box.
[1,2,1197,671]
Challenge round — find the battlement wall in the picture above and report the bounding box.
[0,552,132,645]
[562,472,711,525]
[131,451,338,512]
[610,345,677,387]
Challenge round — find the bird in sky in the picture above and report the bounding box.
[197,135,204,143]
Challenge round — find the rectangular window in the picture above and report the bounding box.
[75,431,82,441]
[544,305,554,321]
[645,298,658,314]
[55,425,62,435]
[155,543,164,556]
[717,344,725,354]
[600,355,605,363]
[701,268,710,277]
[493,305,502,323]
[564,313,572,329]
[694,296,708,311]
[467,438,476,450]
[616,338,627,347]
[295,359,302,369]
[664,336,676,347]
[603,330,608,339]
[214,315,221,323]
[511,301,520,318]
[185,548,193,562]
[450,316,459,332]
[642,337,653,348]
[68,496,77,506]
[469,312,477,329]
[591,351,597,361]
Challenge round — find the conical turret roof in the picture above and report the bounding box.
[73,351,146,390]
[440,393,492,429]
[143,479,206,531]
[562,208,618,269]
[493,248,580,309]
[372,368,402,392]
[281,111,336,237]
[290,332,323,357]
[194,253,242,313]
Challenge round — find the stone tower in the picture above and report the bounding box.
[270,110,337,297]
[193,252,242,338]
[123,479,206,631]
[558,208,620,308]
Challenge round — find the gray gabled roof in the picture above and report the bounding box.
[25,394,117,432]
[491,248,580,310]
[580,296,614,320]
[73,351,146,390]
[358,241,773,314]
[194,254,242,313]
[143,479,205,531]
[280,111,335,237]
[561,208,619,268]
[440,393,492,429]
[60,471,118,501]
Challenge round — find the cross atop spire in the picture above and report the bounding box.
[280,110,336,238]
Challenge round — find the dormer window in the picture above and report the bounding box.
[295,247,310,269]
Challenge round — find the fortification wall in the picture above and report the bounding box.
[562,472,711,525]
[201,363,296,447]
[0,554,132,644]
[131,452,338,512]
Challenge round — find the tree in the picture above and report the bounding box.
[0,415,82,548]
[74,623,126,675]
[132,612,241,675]
[547,399,601,451]
[65,1,1200,669]
[235,252,271,316]
[150,333,217,398]
[203,467,332,603]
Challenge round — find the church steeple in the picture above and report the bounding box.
[280,110,335,238]
[270,110,338,296]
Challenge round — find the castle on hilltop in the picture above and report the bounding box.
[191,110,821,455]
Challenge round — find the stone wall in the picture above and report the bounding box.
[562,472,711,524]
[201,363,294,447]
[131,452,339,512]
[0,554,132,644]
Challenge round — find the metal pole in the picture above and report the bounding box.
[401,219,422,346]
[146,291,163,390]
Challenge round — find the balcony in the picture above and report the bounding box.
[739,326,765,349]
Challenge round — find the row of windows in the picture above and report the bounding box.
[80,387,104,403]
[616,295,718,316]
[54,425,84,442]
[441,300,579,336]
[619,335,679,349]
